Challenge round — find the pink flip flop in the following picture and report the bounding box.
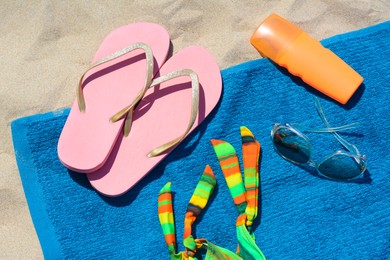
[57,23,170,173]
[88,46,222,196]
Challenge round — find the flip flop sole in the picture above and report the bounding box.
[57,23,170,173]
[88,46,222,196]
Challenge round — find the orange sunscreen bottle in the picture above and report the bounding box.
[250,14,363,104]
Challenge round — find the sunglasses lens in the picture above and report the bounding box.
[273,127,311,164]
[318,154,363,180]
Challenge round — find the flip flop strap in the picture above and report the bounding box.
[77,42,154,119]
[147,69,200,157]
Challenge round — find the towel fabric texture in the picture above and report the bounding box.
[12,21,390,259]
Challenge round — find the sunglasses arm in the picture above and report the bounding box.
[313,97,361,155]
[291,122,359,133]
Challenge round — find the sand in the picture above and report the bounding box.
[1,1,389,258]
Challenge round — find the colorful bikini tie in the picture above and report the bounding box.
[158,166,243,259]
[211,126,266,260]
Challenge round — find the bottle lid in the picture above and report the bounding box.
[250,13,303,61]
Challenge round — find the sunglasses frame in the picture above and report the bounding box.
[271,123,367,180]
[270,96,367,181]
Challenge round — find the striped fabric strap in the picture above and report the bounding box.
[211,126,265,260]
[158,182,177,257]
[158,166,219,259]
[210,139,247,216]
[211,127,260,226]
[183,165,216,257]
[183,166,244,260]
[238,127,264,260]
[240,126,260,229]
[158,182,191,259]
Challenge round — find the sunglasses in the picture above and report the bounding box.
[271,97,367,180]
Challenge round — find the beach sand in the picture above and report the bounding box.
[1,1,389,258]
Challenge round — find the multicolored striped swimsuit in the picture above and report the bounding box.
[158,126,265,259]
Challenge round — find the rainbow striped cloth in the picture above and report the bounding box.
[158,127,265,259]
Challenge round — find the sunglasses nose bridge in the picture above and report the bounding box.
[307,160,317,168]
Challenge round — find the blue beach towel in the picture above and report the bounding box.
[12,21,390,259]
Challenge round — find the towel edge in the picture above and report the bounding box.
[11,109,70,259]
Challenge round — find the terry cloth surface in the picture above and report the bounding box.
[12,21,390,259]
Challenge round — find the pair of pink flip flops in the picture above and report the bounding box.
[57,23,222,197]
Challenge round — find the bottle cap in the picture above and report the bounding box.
[250,13,302,62]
